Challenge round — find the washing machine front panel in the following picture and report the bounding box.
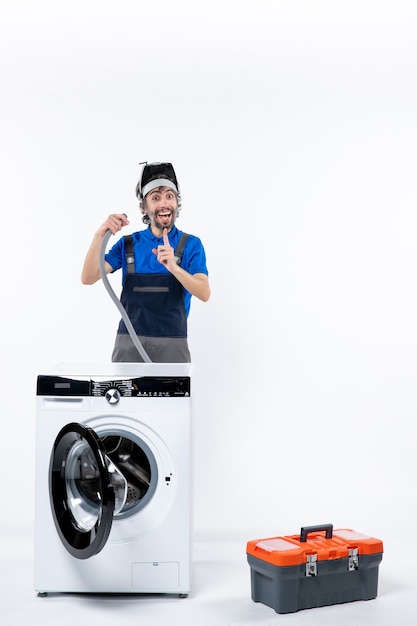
[35,363,193,594]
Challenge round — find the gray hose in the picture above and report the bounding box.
[99,229,152,363]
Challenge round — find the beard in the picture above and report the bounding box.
[152,209,177,232]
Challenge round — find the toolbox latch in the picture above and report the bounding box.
[305,553,317,577]
[348,547,359,571]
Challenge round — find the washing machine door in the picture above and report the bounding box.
[49,422,121,560]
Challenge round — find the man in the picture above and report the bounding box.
[81,162,210,362]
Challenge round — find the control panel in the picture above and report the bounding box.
[37,375,191,397]
[92,377,191,397]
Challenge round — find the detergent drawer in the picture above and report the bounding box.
[246,524,383,614]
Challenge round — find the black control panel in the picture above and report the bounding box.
[92,377,191,397]
[37,375,191,397]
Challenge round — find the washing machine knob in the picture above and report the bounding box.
[105,387,121,404]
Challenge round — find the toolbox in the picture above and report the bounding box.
[246,524,383,614]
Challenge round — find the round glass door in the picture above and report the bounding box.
[49,422,118,559]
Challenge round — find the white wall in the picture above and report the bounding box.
[1,1,416,546]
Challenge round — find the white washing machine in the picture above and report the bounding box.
[34,361,193,597]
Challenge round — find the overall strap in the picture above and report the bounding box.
[174,232,189,265]
[124,232,189,271]
[124,234,135,274]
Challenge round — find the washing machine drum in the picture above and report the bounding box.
[49,423,136,559]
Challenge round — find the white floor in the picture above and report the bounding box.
[1,525,414,626]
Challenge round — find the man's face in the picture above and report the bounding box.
[143,186,178,232]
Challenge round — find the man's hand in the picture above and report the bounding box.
[152,228,177,271]
[99,213,129,236]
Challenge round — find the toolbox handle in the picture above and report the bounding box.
[300,524,333,542]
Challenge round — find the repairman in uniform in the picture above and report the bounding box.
[81,162,210,362]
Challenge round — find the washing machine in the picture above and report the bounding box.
[34,361,193,597]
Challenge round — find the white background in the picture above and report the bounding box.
[1,1,416,624]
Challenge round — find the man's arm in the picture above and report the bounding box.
[81,213,129,285]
